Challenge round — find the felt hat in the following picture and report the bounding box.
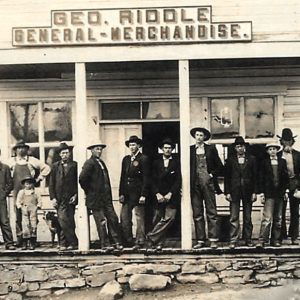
[265,142,281,151]
[158,138,175,149]
[21,176,36,185]
[87,141,106,150]
[190,127,211,141]
[233,136,246,146]
[12,140,29,151]
[277,128,297,141]
[125,135,143,147]
[57,142,73,153]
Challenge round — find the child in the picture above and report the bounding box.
[257,143,289,247]
[16,176,42,250]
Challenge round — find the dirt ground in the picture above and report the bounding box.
[47,280,300,300]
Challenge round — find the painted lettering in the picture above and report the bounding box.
[53,12,67,26]
[14,29,24,43]
[198,8,209,22]
[160,26,170,39]
[27,29,36,42]
[39,29,48,42]
[218,24,227,38]
[63,29,72,42]
[136,27,145,40]
[231,24,240,38]
[75,28,84,41]
[51,29,60,42]
[181,9,193,22]
[88,11,101,25]
[148,26,157,39]
[146,10,159,23]
[71,12,84,25]
[164,9,176,23]
[111,27,120,40]
[120,10,132,24]
[124,27,133,40]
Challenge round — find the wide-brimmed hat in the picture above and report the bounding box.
[159,138,175,149]
[265,142,281,151]
[57,142,73,153]
[125,135,143,147]
[277,128,297,141]
[190,127,211,141]
[233,136,246,146]
[21,176,36,185]
[87,141,106,150]
[12,140,29,151]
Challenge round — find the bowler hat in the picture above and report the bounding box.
[57,142,73,153]
[190,127,211,141]
[125,135,143,147]
[12,140,29,151]
[21,176,36,185]
[87,141,106,150]
[233,136,246,146]
[277,128,297,141]
[265,142,281,151]
[159,138,175,149]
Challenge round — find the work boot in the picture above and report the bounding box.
[22,239,28,250]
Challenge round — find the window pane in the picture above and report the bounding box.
[10,103,38,143]
[245,98,275,138]
[142,102,179,119]
[101,103,140,120]
[210,99,240,139]
[43,102,72,142]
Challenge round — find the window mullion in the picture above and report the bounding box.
[38,102,46,190]
[240,96,246,137]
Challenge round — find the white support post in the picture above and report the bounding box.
[75,63,90,251]
[179,60,193,249]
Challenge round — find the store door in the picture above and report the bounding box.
[142,122,181,238]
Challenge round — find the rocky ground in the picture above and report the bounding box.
[46,280,300,300]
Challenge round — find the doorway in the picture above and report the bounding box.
[142,122,181,239]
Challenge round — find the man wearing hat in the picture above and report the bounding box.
[119,135,150,250]
[79,141,122,250]
[8,140,51,247]
[277,128,300,244]
[49,142,78,250]
[224,136,259,248]
[190,127,224,249]
[146,138,181,250]
[257,142,289,247]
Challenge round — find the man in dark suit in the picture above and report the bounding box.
[147,138,181,250]
[79,141,122,250]
[49,142,78,250]
[119,135,150,250]
[190,127,224,249]
[224,136,258,248]
[277,128,300,244]
[257,142,289,247]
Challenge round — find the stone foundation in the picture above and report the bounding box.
[0,252,300,299]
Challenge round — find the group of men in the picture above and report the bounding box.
[0,125,299,251]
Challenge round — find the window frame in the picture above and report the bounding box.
[8,99,75,193]
[208,95,279,144]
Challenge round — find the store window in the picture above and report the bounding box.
[100,100,179,121]
[9,101,73,169]
[210,96,275,139]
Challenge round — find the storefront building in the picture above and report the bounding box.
[1,0,300,250]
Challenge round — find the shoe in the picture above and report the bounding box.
[132,244,141,251]
[229,242,236,249]
[59,246,67,251]
[15,237,23,248]
[101,245,114,251]
[210,241,218,249]
[156,244,163,251]
[245,240,254,247]
[114,243,123,251]
[291,239,299,245]
[273,242,281,247]
[5,244,16,250]
[256,242,265,248]
[66,245,76,250]
[29,238,35,250]
[193,241,205,249]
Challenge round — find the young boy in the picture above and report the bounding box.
[16,176,42,250]
[257,143,289,247]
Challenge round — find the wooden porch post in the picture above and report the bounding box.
[179,60,193,249]
[75,63,90,251]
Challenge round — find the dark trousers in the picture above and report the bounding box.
[281,192,300,241]
[57,203,78,247]
[92,202,120,247]
[147,205,176,245]
[229,197,253,242]
[259,198,283,243]
[120,202,145,245]
[13,190,22,241]
[0,200,14,246]
[191,181,218,242]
